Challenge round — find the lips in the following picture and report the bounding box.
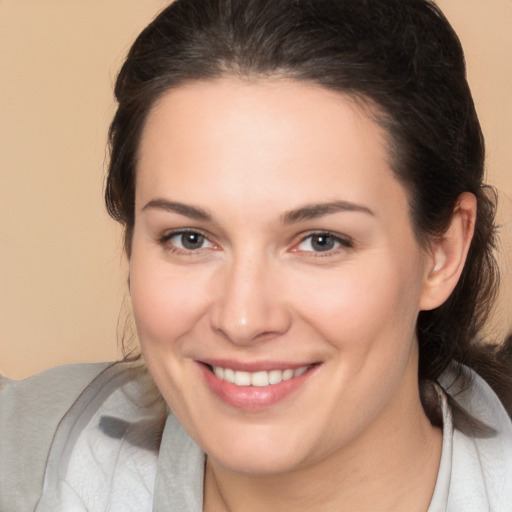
[198,361,319,410]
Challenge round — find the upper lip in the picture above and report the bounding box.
[198,358,319,372]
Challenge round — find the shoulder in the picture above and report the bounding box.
[0,362,113,512]
[439,365,512,511]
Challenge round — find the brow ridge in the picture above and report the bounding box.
[142,199,212,221]
[282,201,374,224]
[142,198,373,224]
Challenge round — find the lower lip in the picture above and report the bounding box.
[198,363,318,411]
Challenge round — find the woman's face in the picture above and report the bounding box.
[130,78,433,475]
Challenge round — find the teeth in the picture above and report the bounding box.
[283,369,294,381]
[294,366,308,378]
[224,368,235,383]
[268,369,283,385]
[251,371,269,387]
[211,365,310,387]
[234,371,251,386]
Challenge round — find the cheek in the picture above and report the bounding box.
[292,252,425,354]
[129,255,209,350]
[128,254,212,416]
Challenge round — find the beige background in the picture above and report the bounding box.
[1,1,511,379]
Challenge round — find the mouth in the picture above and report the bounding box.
[198,361,320,410]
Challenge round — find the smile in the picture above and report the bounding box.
[200,361,320,410]
[211,365,310,387]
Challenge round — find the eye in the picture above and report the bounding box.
[294,232,352,253]
[161,230,216,252]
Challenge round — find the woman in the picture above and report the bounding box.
[1,0,511,510]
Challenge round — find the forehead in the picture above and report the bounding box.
[136,78,409,221]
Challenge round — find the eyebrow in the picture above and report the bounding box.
[141,198,374,224]
[142,199,212,221]
[281,201,375,224]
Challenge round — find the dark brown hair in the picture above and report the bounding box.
[105,0,511,416]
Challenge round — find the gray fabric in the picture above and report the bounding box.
[1,362,511,511]
[438,369,512,511]
[0,363,110,512]
[34,363,166,512]
[153,413,204,512]
[427,388,453,511]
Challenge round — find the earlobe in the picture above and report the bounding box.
[419,192,477,311]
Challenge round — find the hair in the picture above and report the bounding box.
[105,0,511,418]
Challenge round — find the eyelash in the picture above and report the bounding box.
[158,229,353,256]
[158,229,216,254]
[292,231,353,255]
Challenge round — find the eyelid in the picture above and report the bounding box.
[159,228,219,253]
[157,228,352,256]
[290,231,353,254]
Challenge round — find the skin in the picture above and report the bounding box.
[130,78,476,511]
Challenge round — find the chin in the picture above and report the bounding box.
[210,449,305,476]
[202,423,316,475]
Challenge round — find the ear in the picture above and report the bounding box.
[419,192,477,311]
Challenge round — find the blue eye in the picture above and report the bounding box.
[296,233,351,253]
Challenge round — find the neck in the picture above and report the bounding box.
[204,385,442,512]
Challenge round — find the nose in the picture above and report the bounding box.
[209,256,292,345]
